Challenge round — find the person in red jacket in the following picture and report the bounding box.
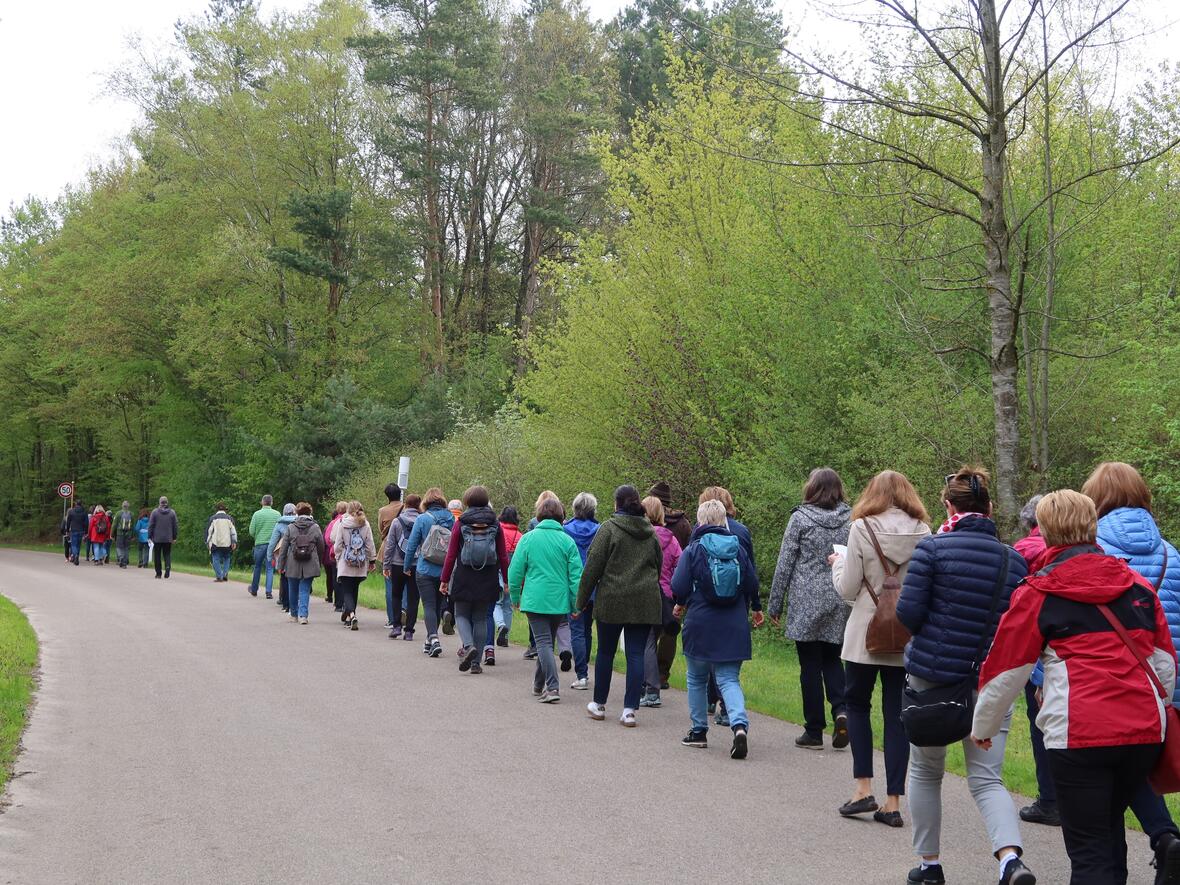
[973,490,1178,885]
[89,506,112,566]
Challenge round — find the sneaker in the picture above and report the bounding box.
[539,690,560,703]
[265,593,272,599]
[586,702,606,721]
[469,662,483,675]
[639,692,662,708]
[523,647,538,660]
[715,710,730,727]
[730,726,748,760]
[459,646,478,672]
[999,857,1036,885]
[350,616,358,631]
[389,626,403,640]
[290,615,298,622]
[533,685,544,697]
[496,626,509,647]
[570,677,589,690]
[681,729,709,748]
[441,611,455,635]
[402,628,415,641]
[795,732,824,750]
[832,713,850,750]
[907,865,946,885]
[384,622,395,630]
[619,709,637,727]
[422,640,432,655]
[559,650,573,672]
[707,702,716,716]
[428,638,443,658]
[483,649,495,667]
[300,617,308,625]
[1018,800,1060,827]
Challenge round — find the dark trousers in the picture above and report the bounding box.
[138,542,149,567]
[1050,744,1161,884]
[1130,779,1180,846]
[116,536,131,567]
[278,574,290,609]
[388,570,410,626]
[796,640,846,737]
[403,571,420,632]
[324,561,336,603]
[571,601,594,679]
[336,575,363,616]
[656,630,678,683]
[1025,681,1057,806]
[844,661,907,796]
[593,621,648,709]
[153,542,172,577]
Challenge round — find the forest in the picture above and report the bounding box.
[1,0,1178,575]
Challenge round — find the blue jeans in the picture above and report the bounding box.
[687,657,747,732]
[92,541,108,561]
[493,589,513,634]
[211,548,232,580]
[593,621,648,709]
[69,531,83,560]
[1130,779,1180,847]
[485,601,496,649]
[292,577,313,619]
[571,601,594,679]
[250,545,274,596]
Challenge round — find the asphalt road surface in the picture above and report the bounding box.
[0,549,1155,884]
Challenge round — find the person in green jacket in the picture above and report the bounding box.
[576,484,663,727]
[510,497,584,704]
[248,495,281,598]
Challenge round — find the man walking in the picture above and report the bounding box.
[248,495,281,598]
[148,496,179,579]
[65,499,89,565]
[206,503,237,582]
[377,483,404,628]
[113,501,136,568]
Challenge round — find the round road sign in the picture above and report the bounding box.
[57,482,74,499]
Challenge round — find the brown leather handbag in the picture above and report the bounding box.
[860,519,912,656]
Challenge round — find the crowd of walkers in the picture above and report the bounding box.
[66,459,1180,885]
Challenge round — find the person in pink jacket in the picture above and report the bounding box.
[639,495,683,707]
[323,501,347,611]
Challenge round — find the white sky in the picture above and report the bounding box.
[0,0,1176,216]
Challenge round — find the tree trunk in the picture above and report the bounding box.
[1037,9,1057,475]
[515,215,544,376]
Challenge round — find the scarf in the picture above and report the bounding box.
[937,511,988,535]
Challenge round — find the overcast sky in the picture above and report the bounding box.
[0,0,1176,216]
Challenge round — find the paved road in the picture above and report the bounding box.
[0,549,1151,884]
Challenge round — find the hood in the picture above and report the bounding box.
[689,523,730,544]
[564,518,599,542]
[699,530,740,559]
[157,504,172,513]
[460,506,497,527]
[1099,507,1163,557]
[793,502,852,530]
[665,510,689,527]
[532,519,564,533]
[610,513,655,540]
[401,508,420,519]
[654,525,678,553]
[339,515,363,528]
[1027,545,1139,604]
[859,509,930,561]
[292,515,316,529]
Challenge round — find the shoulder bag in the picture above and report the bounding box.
[900,547,1010,747]
[860,519,911,656]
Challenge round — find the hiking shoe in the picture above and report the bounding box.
[402,628,415,641]
[999,858,1035,885]
[441,611,455,635]
[459,646,478,672]
[795,732,824,750]
[715,710,730,727]
[570,677,589,690]
[587,702,606,721]
[496,626,509,647]
[483,649,495,666]
[639,692,662,708]
[730,727,748,760]
[907,865,945,885]
[832,713,850,750]
[469,662,483,675]
[619,709,637,727]
[299,617,308,625]
[389,626,403,640]
[539,690,560,704]
[838,795,879,817]
[681,729,708,748]
[1018,800,1059,827]
[428,638,443,658]
[559,650,573,672]
[350,616,359,631]
[290,615,298,622]
[523,647,538,660]
[1155,832,1180,885]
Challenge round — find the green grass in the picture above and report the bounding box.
[0,594,38,795]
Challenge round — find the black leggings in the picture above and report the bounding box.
[336,575,363,616]
[403,571,420,631]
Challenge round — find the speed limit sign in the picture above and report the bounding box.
[57,482,74,499]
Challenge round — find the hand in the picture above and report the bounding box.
[368,561,376,573]
[770,614,780,629]
[383,569,391,578]
[1035,687,1044,707]
[570,610,581,620]
[971,735,992,750]
[827,553,839,566]
[440,583,449,596]
[513,604,520,612]
[752,610,765,628]
[404,571,412,578]
[672,604,684,620]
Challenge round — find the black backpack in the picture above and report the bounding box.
[292,523,316,562]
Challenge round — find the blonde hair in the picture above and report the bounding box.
[697,499,728,527]
[641,496,665,526]
[851,470,930,523]
[347,500,367,526]
[1036,490,1098,548]
[1082,462,1152,518]
[335,500,348,515]
[699,486,736,517]
[534,489,559,512]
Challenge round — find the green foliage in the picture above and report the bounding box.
[0,594,37,794]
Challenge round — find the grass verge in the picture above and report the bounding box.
[0,594,38,796]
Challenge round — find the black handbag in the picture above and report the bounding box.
[900,548,1010,748]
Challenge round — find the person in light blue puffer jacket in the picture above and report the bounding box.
[1083,461,1180,879]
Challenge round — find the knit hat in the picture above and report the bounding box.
[648,482,673,508]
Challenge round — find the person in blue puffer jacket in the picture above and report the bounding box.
[564,492,601,690]
[896,467,1033,885]
[1083,461,1180,882]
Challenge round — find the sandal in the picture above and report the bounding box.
[838,795,879,817]
[874,810,904,828]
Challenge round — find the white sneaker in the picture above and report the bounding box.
[586,702,605,721]
[570,677,589,691]
[299,617,308,625]
[620,708,637,727]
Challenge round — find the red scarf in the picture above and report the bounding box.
[937,511,988,535]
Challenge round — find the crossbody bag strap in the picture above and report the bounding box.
[1156,546,1169,593]
[969,547,1010,676]
[1096,601,1167,700]
[860,519,899,606]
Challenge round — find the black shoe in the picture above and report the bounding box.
[907,865,945,885]
[484,649,495,666]
[155,574,161,579]
[874,810,904,828]
[660,680,670,690]
[265,594,273,599]
[459,646,478,672]
[469,662,483,674]
[496,626,509,647]
[832,713,850,749]
[730,727,748,760]
[999,857,1035,885]
[1155,832,1180,885]
[795,732,824,750]
[164,571,170,578]
[523,647,538,660]
[839,795,878,817]
[441,611,455,635]
[1018,800,1059,827]
[681,729,708,748]
[559,650,572,672]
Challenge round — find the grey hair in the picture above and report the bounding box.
[1020,494,1044,531]
[697,499,728,528]
[572,492,598,521]
[283,502,297,516]
[447,500,462,510]
[159,496,169,507]
[262,494,273,506]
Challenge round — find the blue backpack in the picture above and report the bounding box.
[695,532,741,606]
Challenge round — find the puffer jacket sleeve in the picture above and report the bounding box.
[1158,540,1180,702]
[897,537,936,636]
[974,583,1044,739]
[768,513,802,618]
[739,546,762,611]
[1150,589,1179,705]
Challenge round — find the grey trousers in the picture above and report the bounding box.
[907,675,1022,858]
[528,612,563,692]
[643,625,661,693]
[454,600,488,652]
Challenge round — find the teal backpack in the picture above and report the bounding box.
[695,532,741,606]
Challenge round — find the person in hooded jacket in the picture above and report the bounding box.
[493,506,523,648]
[383,495,421,640]
[576,485,663,727]
[830,470,930,826]
[769,468,852,751]
[148,497,179,579]
[565,492,600,691]
[1082,461,1180,880]
[135,508,151,568]
[639,495,683,708]
[896,467,1032,885]
[403,488,457,658]
[440,486,509,675]
[332,500,376,630]
[973,490,1178,885]
[323,501,347,610]
[206,504,238,582]
[274,502,325,624]
[267,504,298,611]
[89,506,112,566]
[377,483,405,630]
[672,499,763,759]
[66,500,89,565]
[648,483,689,690]
[112,501,136,569]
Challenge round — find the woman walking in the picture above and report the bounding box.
[89,506,111,566]
[768,467,851,750]
[323,501,347,609]
[576,485,663,727]
[267,504,297,611]
[640,495,682,708]
[135,508,151,568]
[383,494,421,639]
[440,486,509,674]
[830,470,929,827]
[974,490,1177,885]
[403,488,457,658]
[896,467,1032,885]
[565,492,600,691]
[493,506,523,647]
[277,503,325,625]
[332,500,376,631]
[509,496,584,701]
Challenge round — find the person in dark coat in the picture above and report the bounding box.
[672,499,763,759]
[65,500,89,565]
[148,496,179,579]
[896,467,1033,885]
[275,503,325,625]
